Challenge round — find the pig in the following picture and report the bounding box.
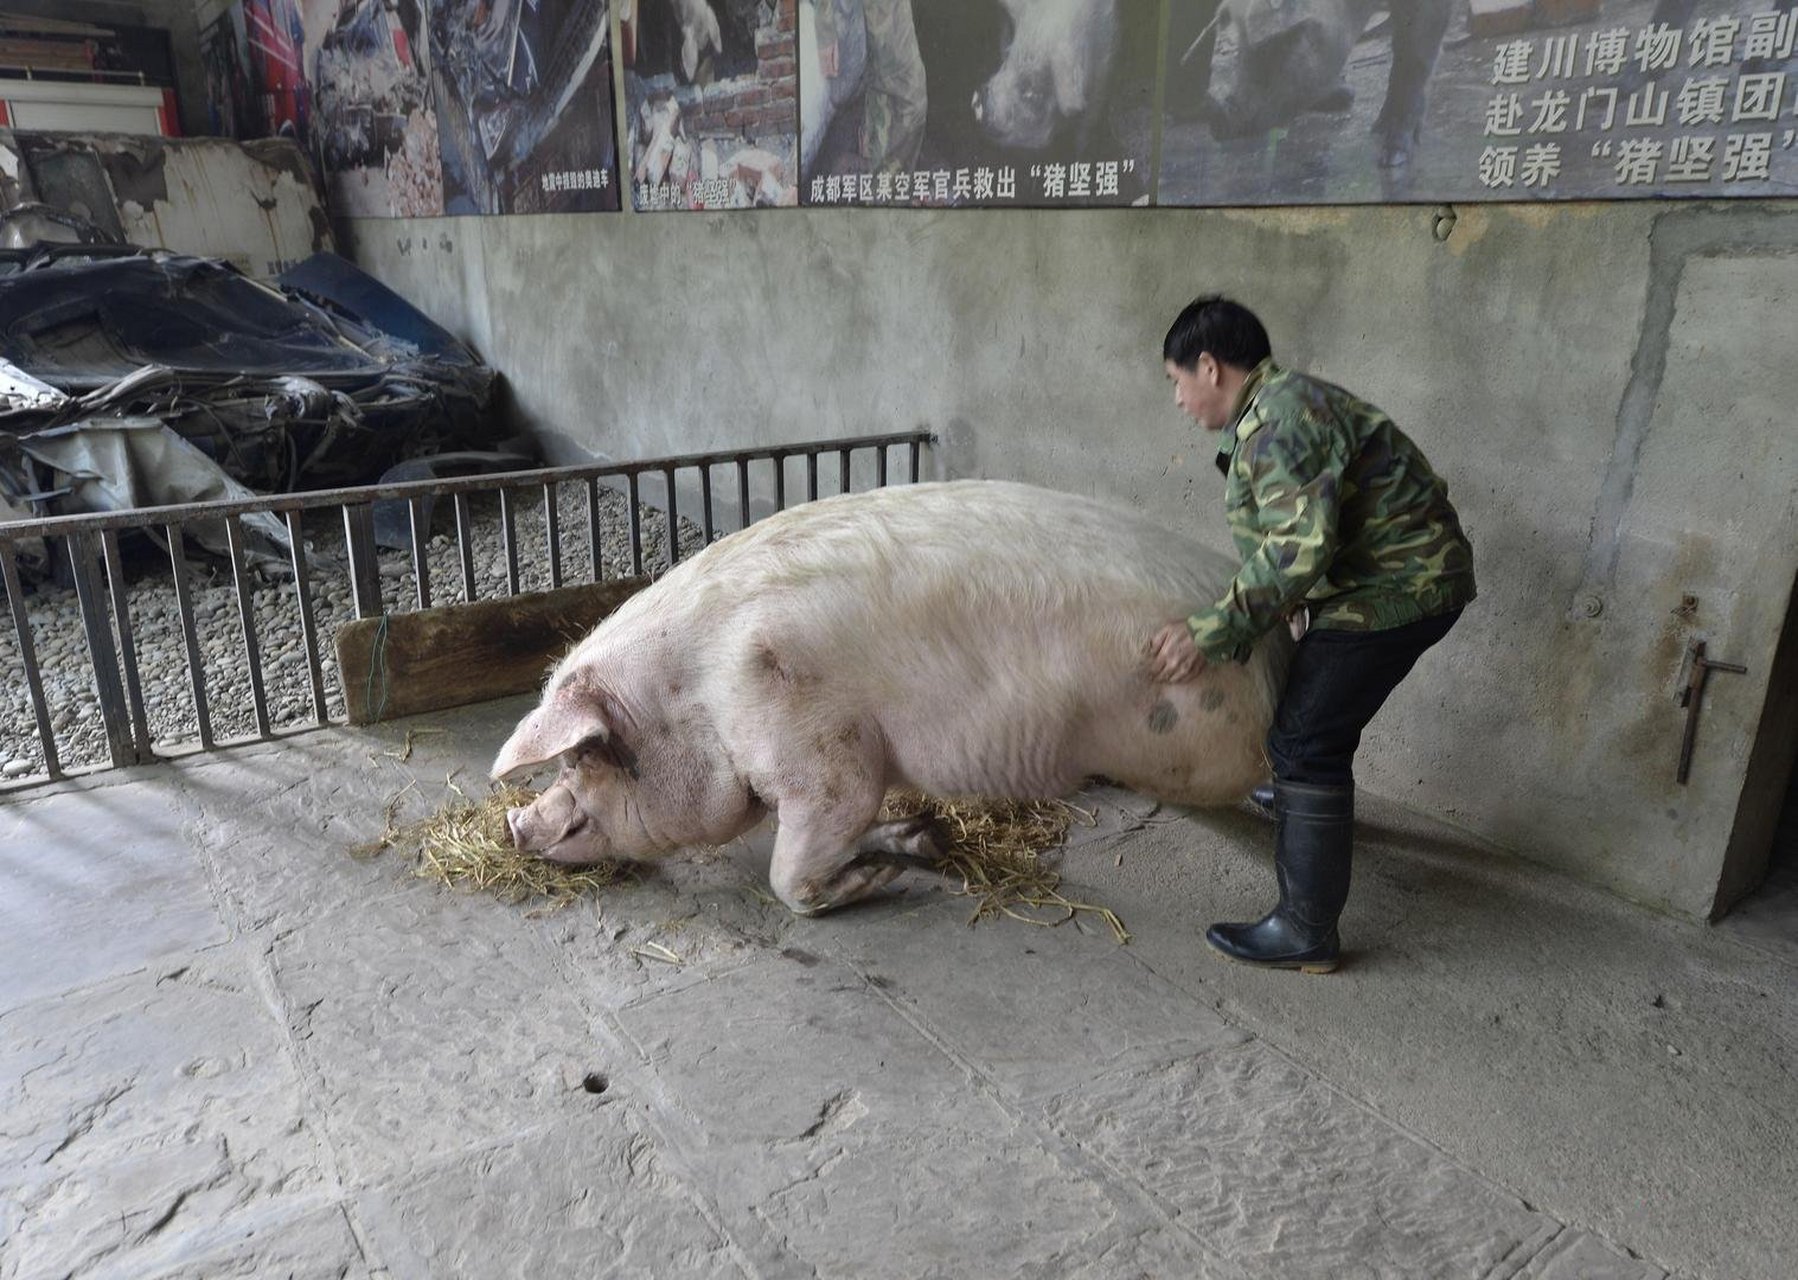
[669,0,723,82]
[972,0,1121,152]
[493,480,1291,917]
[1201,0,1453,168]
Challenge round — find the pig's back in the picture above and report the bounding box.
[685,479,1236,614]
[573,480,1287,805]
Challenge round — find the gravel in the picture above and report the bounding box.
[0,485,710,782]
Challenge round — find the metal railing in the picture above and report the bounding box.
[0,431,933,790]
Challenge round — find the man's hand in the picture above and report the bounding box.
[1145,620,1208,683]
[819,39,840,77]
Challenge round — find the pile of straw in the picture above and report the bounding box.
[358,783,1127,940]
[880,789,1128,943]
[353,783,623,907]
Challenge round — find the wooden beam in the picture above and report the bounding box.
[335,578,648,725]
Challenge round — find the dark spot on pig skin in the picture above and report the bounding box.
[1200,689,1226,712]
[1148,701,1178,734]
[780,947,822,967]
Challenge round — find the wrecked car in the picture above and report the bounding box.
[0,244,510,580]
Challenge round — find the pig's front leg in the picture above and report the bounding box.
[769,804,913,916]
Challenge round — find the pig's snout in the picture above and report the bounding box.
[506,782,586,854]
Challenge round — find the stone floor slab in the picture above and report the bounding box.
[0,784,226,1014]
[181,736,479,937]
[264,887,606,1188]
[353,1116,744,1280]
[1042,1043,1558,1280]
[809,890,1250,1101]
[616,956,1229,1279]
[1514,1227,1668,1280]
[136,1204,373,1280]
[0,945,335,1280]
[531,842,798,1011]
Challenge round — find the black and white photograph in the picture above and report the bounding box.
[621,0,801,212]
[800,0,1159,207]
[428,0,620,215]
[302,0,445,216]
[1160,0,1798,203]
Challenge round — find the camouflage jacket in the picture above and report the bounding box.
[1187,361,1476,664]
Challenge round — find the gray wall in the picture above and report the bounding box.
[339,200,1798,922]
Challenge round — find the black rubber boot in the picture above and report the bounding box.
[1207,780,1354,973]
[1246,782,1275,819]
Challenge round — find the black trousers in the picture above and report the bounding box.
[1267,609,1462,788]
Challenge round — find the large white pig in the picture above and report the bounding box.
[493,480,1290,916]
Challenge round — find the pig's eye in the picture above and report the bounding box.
[572,733,641,780]
[571,735,614,764]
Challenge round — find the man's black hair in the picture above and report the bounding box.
[1162,296,1273,372]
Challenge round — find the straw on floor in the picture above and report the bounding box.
[358,783,1127,940]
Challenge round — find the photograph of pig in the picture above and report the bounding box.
[801,0,1160,206]
[492,480,1291,917]
[1161,0,1798,204]
[621,0,802,210]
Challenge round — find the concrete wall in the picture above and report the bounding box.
[338,201,1798,922]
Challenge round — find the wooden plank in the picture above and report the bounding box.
[336,578,648,725]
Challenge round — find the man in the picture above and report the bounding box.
[1146,296,1475,973]
[815,0,928,175]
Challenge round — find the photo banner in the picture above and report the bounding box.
[424,0,620,214]
[1158,0,1798,204]
[211,0,1798,216]
[305,0,444,217]
[798,0,1159,207]
[621,0,802,211]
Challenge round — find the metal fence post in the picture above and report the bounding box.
[343,503,382,618]
[67,531,139,767]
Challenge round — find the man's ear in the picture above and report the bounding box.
[491,685,612,780]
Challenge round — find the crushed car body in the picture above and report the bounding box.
[0,244,507,579]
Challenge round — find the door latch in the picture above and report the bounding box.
[1676,640,1747,784]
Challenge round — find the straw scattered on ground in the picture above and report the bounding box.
[353,781,624,907]
[881,788,1128,943]
[354,781,1127,940]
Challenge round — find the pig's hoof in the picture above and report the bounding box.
[891,814,946,861]
[796,861,904,914]
[856,814,948,864]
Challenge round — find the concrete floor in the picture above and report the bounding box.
[1,697,1792,1280]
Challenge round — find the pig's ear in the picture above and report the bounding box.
[490,688,612,780]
